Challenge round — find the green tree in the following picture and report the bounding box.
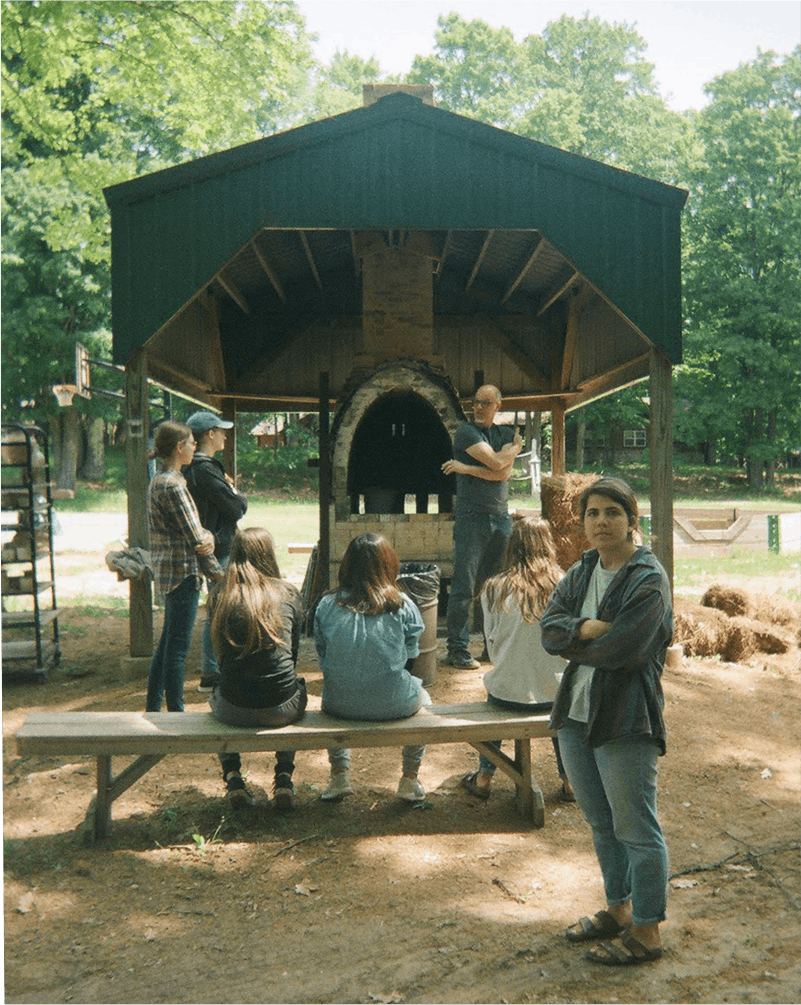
[408,12,692,180]
[2,0,314,485]
[677,48,801,486]
[294,49,384,120]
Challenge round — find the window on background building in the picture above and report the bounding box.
[624,429,647,448]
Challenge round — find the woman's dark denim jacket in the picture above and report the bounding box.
[541,546,673,754]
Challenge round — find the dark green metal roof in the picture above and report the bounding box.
[105,91,687,367]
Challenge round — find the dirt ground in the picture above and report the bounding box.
[3,552,801,1004]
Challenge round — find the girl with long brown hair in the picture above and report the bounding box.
[209,527,306,809]
[461,516,572,800]
[314,533,428,803]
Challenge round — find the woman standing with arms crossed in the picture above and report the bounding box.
[314,533,428,803]
[209,527,306,809]
[146,421,221,712]
[540,477,673,966]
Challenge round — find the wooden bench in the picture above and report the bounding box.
[16,701,554,842]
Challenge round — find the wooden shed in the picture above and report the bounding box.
[104,87,688,657]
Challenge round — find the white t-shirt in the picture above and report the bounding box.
[568,561,617,722]
[481,593,567,705]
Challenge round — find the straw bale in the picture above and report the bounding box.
[673,598,730,658]
[721,619,758,663]
[552,531,585,573]
[751,592,801,629]
[540,473,596,538]
[701,583,752,618]
[728,617,792,655]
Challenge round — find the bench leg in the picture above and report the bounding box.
[514,739,544,829]
[83,754,166,844]
[469,739,545,828]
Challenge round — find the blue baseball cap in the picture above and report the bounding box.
[185,410,233,432]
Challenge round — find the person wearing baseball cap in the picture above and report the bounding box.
[184,411,248,691]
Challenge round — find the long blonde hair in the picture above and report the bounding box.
[210,528,292,657]
[482,517,562,623]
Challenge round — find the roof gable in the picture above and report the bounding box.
[105,92,687,366]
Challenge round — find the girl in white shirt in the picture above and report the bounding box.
[461,516,572,801]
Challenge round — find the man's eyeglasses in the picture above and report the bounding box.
[472,398,495,408]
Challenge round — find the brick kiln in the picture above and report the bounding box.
[328,358,463,586]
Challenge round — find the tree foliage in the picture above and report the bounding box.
[1,0,314,425]
[676,48,801,483]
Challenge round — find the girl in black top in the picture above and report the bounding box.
[209,527,306,809]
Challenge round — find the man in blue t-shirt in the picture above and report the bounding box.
[441,384,522,668]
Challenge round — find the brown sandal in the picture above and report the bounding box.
[585,931,663,965]
[565,910,624,943]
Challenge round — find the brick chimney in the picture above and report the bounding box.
[362,83,435,107]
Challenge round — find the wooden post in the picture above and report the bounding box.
[649,349,674,587]
[319,373,331,592]
[125,350,153,657]
[222,398,236,483]
[551,402,566,475]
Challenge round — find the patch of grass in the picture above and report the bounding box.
[674,551,800,601]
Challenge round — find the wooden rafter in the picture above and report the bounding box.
[536,269,579,317]
[559,283,594,391]
[216,273,249,315]
[478,315,551,393]
[435,230,453,277]
[501,238,544,303]
[250,239,286,302]
[576,351,652,395]
[300,231,323,291]
[466,230,494,291]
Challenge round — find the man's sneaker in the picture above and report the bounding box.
[397,776,426,802]
[225,771,254,807]
[273,772,294,812]
[320,772,353,802]
[445,652,480,669]
[197,676,218,693]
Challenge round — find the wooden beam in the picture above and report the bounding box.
[250,239,286,301]
[125,351,153,658]
[466,230,494,291]
[550,400,566,476]
[300,231,323,291]
[216,273,249,314]
[435,230,453,277]
[221,399,236,484]
[536,269,579,317]
[649,349,674,587]
[559,284,596,390]
[501,239,544,303]
[478,315,551,392]
[318,372,331,593]
[576,352,652,394]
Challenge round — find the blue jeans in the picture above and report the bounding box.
[477,694,565,778]
[200,556,229,680]
[146,577,199,712]
[558,720,669,927]
[446,512,512,655]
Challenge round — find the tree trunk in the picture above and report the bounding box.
[79,414,105,480]
[746,407,764,489]
[54,408,80,492]
[576,413,586,469]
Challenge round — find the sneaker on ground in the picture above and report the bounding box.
[320,772,353,802]
[445,652,480,669]
[397,776,426,802]
[197,676,218,693]
[225,771,255,807]
[273,772,294,812]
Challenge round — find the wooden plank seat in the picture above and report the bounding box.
[16,701,554,842]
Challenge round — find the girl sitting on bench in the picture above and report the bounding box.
[314,533,428,803]
[460,516,572,801]
[209,527,306,809]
